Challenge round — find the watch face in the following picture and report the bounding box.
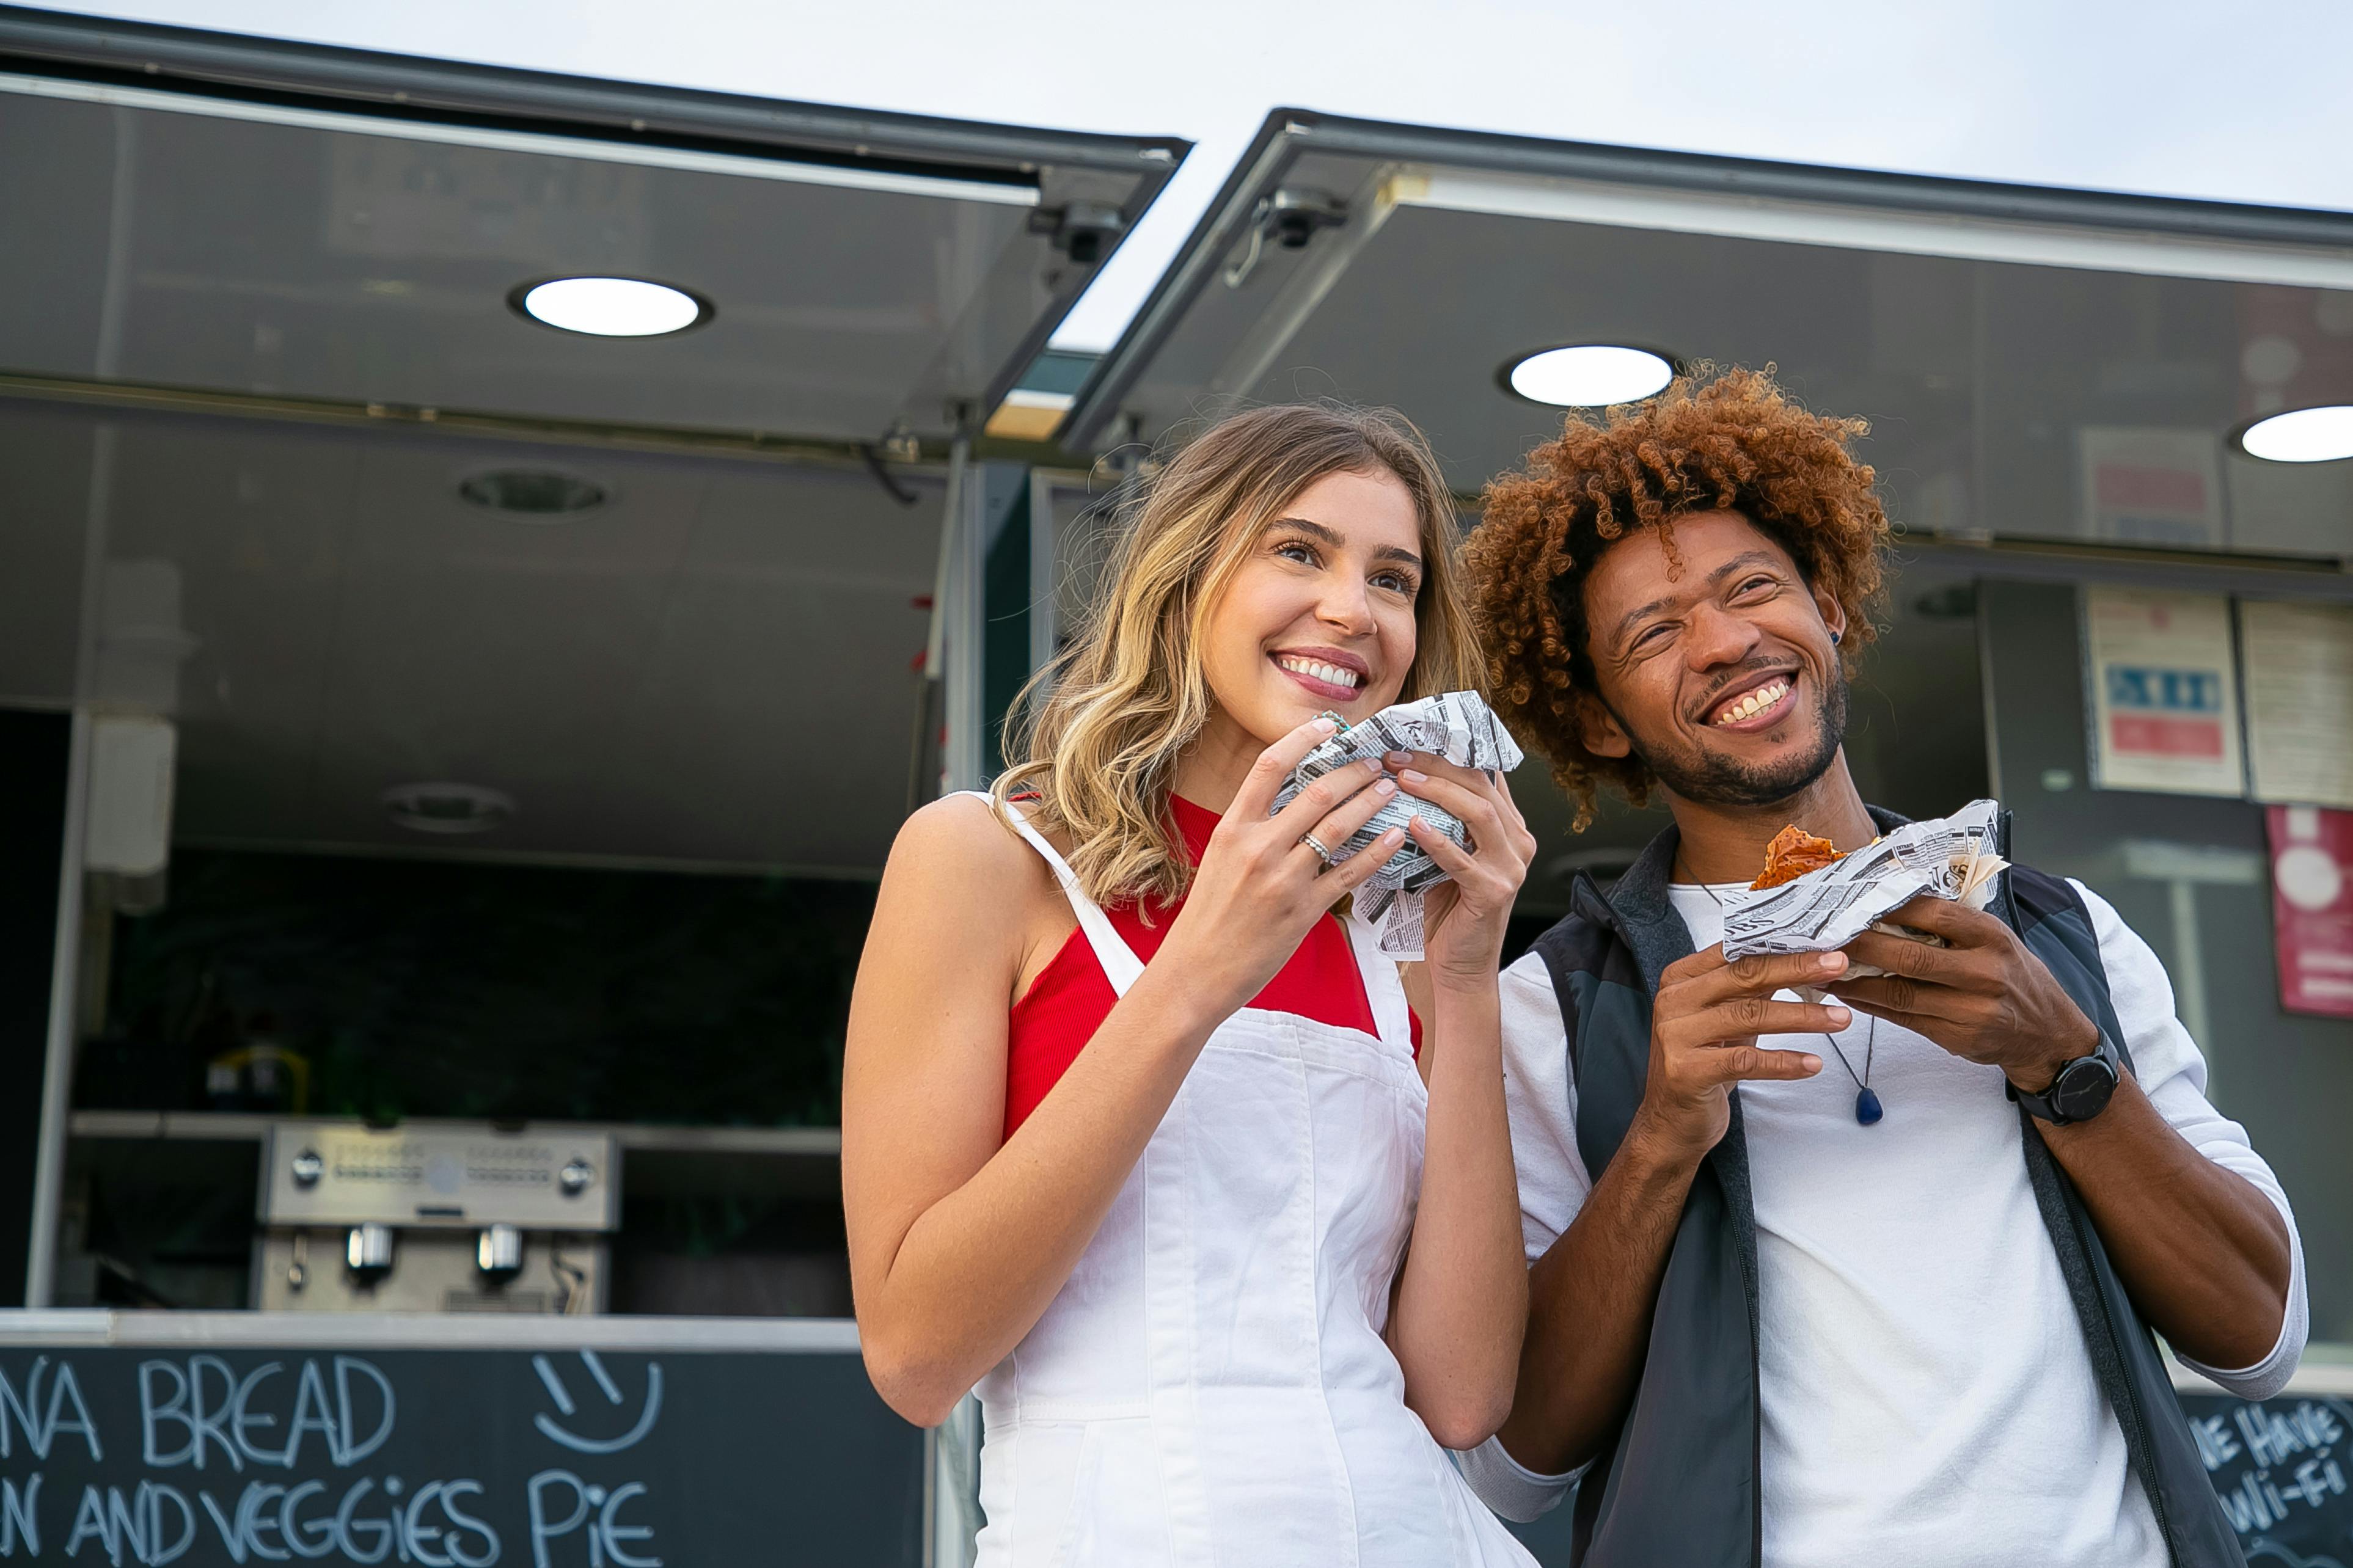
[2052,1056,2119,1121]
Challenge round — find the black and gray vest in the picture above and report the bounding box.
[1529,806,2244,1568]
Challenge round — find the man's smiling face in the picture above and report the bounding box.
[1573,509,1851,810]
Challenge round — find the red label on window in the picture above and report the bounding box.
[2269,805,2353,1019]
[2110,714,2225,759]
[2094,462,2208,514]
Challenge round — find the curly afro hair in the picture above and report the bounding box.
[1462,365,1891,830]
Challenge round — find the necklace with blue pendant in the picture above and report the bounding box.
[1683,856,1883,1126]
[1824,1016,1882,1125]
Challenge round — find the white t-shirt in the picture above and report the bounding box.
[1458,878,2308,1568]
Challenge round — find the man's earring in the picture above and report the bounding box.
[1831,629,1843,646]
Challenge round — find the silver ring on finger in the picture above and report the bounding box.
[1299,830,1336,866]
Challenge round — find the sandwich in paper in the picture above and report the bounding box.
[1719,799,2008,997]
[1751,826,1847,889]
[1270,690,1525,957]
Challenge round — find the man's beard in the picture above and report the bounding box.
[1621,664,1850,809]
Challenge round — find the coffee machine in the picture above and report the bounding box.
[254,1120,618,1313]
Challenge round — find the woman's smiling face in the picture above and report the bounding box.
[1198,465,1424,746]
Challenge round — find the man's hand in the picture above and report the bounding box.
[1633,946,1842,1161]
[1500,943,1839,1478]
[1834,899,2294,1373]
[1830,897,2101,1092]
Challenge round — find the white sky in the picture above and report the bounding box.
[54,1,2353,350]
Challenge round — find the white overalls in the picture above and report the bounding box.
[976,800,1539,1567]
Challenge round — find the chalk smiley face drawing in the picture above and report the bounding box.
[530,1349,663,1455]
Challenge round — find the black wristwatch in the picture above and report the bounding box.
[2007,1030,2122,1125]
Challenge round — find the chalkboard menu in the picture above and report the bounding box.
[0,1343,922,1566]
[2179,1390,2353,1567]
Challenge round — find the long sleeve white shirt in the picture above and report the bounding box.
[1458,878,2307,1568]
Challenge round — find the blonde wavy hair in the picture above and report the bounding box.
[993,403,1484,910]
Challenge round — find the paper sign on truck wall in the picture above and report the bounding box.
[2082,586,2245,798]
[2241,599,2353,811]
[2077,428,2223,547]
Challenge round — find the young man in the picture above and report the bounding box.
[1455,368,2304,1568]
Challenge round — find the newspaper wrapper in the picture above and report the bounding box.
[1270,691,1526,957]
[1720,798,2008,1001]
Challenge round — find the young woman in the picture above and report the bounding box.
[843,404,1537,1564]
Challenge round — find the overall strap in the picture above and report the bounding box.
[979,792,1147,997]
[1339,900,1415,1051]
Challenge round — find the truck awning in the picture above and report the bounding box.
[0,4,1185,443]
[1066,109,2353,566]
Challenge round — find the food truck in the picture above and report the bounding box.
[0,9,1177,1560]
[0,9,2348,1564]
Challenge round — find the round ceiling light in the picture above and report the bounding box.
[381,782,515,836]
[2238,404,2353,464]
[459,469,608,517]
[511,276,711,338]
[1504,345,1677,407]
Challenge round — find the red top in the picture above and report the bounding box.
[1003,795,1418,1138]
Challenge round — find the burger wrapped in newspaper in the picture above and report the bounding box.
[1271,690,1525,957]
[1721,798,2008,1001]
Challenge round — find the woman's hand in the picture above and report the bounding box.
[1380,754,1537,1447]
[1389,753,1536,987]
[1158,715,1408,1016]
